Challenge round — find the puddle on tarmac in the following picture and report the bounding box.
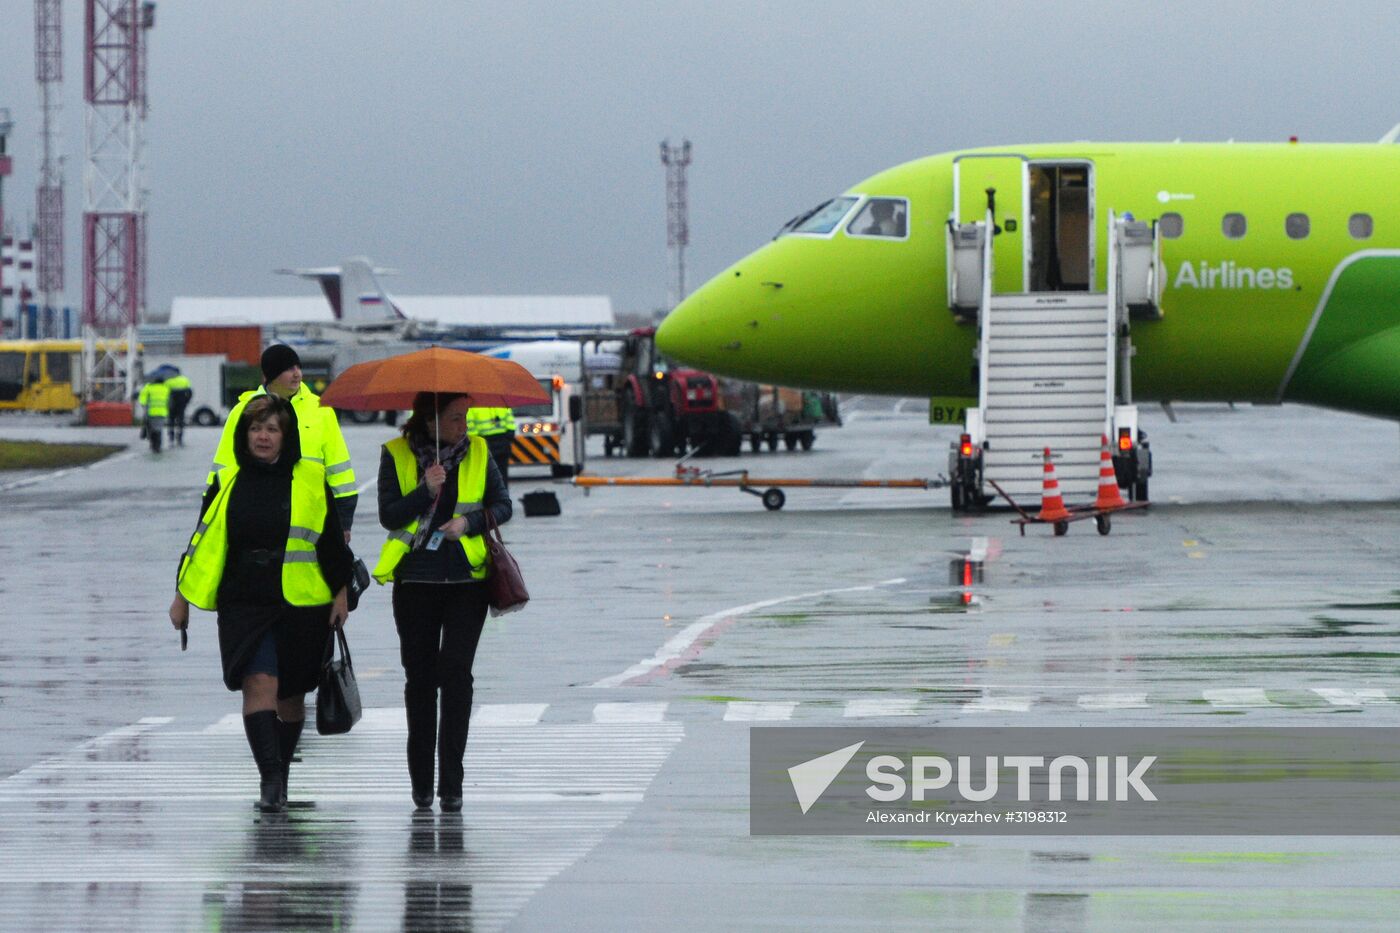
[1031,851,1092,863]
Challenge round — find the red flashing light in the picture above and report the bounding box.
[1117,429,1132,452]
[959,434,974,458]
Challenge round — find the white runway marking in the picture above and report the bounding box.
[355,707,411,730]
[181,689,1400,734]
[473,703,548,725]
[588,578,907,688]
[1077,693,1149,710]
[593,702,669,723]
[723,701,797,722]
[962,696,1034,713]
[0,713,684,932]
[1312,687,1390,706]
[1203,688,1274,708]
[843,698,920,718]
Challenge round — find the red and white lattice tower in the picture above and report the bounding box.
[82,0,153,402]
[36,0,65,339]
[0,110,13,334]
[660,139,692,310]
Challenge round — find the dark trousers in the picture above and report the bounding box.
[168,394,190,444]
[484,432,513,489]
[392,581,489,798]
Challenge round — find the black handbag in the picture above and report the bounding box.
[484,511,529,617]
[316,628,362,735]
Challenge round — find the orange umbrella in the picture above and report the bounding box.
[319,346,549,411]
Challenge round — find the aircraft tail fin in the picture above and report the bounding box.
[277,257,405,323]
[338,257,406,323]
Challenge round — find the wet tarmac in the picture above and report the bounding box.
[3,401,1400,930]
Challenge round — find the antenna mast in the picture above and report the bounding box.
[82,0,153,402]
[0,111,12,333]
[660,139,692,310]
[36,0,65,338]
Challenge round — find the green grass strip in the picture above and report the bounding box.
[0,439,124,470]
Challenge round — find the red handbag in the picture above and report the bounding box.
[484,511,528,616]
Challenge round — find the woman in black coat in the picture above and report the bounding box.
[377,391,511,812]
[169,395,352,812]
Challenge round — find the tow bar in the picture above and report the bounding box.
[573,465,946,511]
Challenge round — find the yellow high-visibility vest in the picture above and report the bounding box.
[177,460,335,611]
[208,385,356,502]
[465,407,515,436]
[373,435,489,583]
[138,382,171,418]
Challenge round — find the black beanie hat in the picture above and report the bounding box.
[260,344,301,383]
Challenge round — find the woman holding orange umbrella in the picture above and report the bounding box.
[323,347,544,811]
[373,391,512,812]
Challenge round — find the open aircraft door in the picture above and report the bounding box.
[953,154,1026,294]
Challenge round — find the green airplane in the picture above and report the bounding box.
[655,139,1400,507]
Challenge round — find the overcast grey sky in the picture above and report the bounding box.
[1,1,1396,315]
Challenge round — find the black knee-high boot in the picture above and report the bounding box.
[243,711,284,812]
[276,718,304,808]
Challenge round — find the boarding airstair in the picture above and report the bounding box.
[979,292,1113,500]
[946,210,1159,508]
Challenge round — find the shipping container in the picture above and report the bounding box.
[183,325,262,366]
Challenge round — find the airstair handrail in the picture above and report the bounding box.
[977,207,995,414]
[1152,218,1164,312]
[945,213,958,311]
[1105,210,1120,436]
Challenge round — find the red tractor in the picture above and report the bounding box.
[616,328,739,458]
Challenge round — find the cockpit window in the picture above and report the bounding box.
[847,197,909,238]
[783,197,859,236]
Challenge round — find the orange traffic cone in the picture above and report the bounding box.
[1036,447,1072,522]
[1093,434,1128,511]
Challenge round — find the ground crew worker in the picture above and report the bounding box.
[209,344,358,541]
[170,395,352,813]
[376,392,512,811]
[165,372,193,447]
[465,405,515,488]
[137,377,171,454]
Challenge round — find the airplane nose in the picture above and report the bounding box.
[655,273,739,371]
[655,304,699,366]
[655,240,797,377]
[656,235,932,393]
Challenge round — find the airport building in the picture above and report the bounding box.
[169,293,614,331]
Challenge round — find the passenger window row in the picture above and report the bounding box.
[1159,212,1373,241]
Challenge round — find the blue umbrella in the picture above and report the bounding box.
[146,364,181,381]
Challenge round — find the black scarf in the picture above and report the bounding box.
[407,432,472,549]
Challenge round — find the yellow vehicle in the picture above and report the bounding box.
[0,340,86,412]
